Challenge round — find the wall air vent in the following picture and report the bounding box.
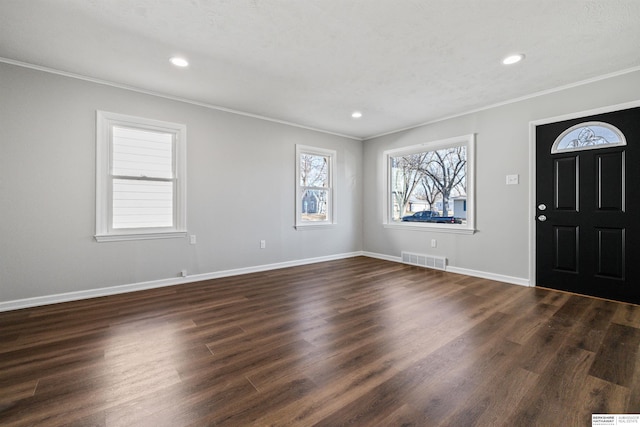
[401,251,447,271]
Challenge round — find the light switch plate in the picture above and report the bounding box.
[506,174,519,185]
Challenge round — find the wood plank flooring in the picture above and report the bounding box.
[1,256,640,426]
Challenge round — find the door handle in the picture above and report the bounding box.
[538,215,547,222]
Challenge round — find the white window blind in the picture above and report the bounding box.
[111,127,174,229]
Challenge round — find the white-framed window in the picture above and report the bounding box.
[295,145,336,229]
[383,134,475,234]
[95,111,187,242]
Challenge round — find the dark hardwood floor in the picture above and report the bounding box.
[1,256,640,426]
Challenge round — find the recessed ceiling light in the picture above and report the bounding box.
[351,111,363,119]
[502,54,525,65]
[170,57,189,67]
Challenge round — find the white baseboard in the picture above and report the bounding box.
[361,251,402,263]
[0,250,530,312]
[445,266,530,287]
[363,251,530,287]
[0,251,364,312]
[187,251,364,282]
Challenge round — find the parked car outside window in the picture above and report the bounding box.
[401,211,461,224]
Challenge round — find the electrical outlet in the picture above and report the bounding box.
[431,239,437,248]
[181,269,187,277]
[260,240,266,249]
[189,235,197,244]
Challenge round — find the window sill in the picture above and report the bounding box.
[294,223,337,230]
[383,223,476,235]
[95,231,187,242]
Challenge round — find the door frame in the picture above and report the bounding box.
[528,100,640,289]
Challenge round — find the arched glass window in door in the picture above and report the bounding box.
[551,121,626,154]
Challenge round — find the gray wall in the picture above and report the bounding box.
[362,69,640,283]
[0,62,363,303]
[3,60,640,306]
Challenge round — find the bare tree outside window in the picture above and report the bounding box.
[390,145,467,224]
[300,154,328,188]
[421,147,466,216]
[419,173,440,213]
[390,153,428,218]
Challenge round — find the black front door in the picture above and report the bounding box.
[536,106,640,304]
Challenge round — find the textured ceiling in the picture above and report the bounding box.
[1,0,639,139]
